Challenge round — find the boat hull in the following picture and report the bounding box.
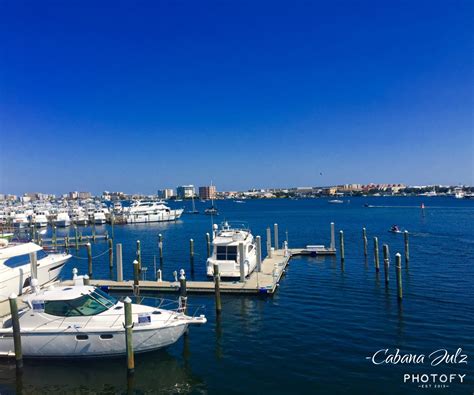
[126,209,183,224]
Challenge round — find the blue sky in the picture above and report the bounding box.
[0,0,472,194]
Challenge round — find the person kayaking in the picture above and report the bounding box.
[391,224,400,232]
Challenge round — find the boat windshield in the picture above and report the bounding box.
[44,290,117,317]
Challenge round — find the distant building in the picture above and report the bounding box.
[158,188,175,199]
[176,185,195,199]
[78,192,92,199]
[199,185,216,200]
[69,191,79,199]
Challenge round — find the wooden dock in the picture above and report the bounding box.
[68,247,335,295]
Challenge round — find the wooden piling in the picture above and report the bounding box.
[86,242,92,278]
[395,253,403,300]
[189,239,194,272]
[213,263,222,314]
[29,251,38,280]
[382,244,390,285]
[266,227,272,258]
[239,242,245,282]
[158,234,163,266]
[9,294,23,370]
[404,231,409,267]
[206,233,211,257]
[362,227,368,257]
[74,226,79,250]
[179,271,187,313]
[111,215,115,239]
[256,235,262,272]
[330,222,335,250]
[339,230,345,265]
[65,235,69,253]
[274,223,279,250]
[373,237,380,273]
[136,240,141,272]
[108,238,113,269]
[124,297,134,375]
[116,243,123,282]
[53,225,57,248]
[133,260,139,287]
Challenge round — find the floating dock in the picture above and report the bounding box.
[69,247,335,295]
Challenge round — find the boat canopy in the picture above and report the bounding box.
[0,242,42,262]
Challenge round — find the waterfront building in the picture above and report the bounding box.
[158,188,175,199]
[199,185,216,200]
[176,185,195,199]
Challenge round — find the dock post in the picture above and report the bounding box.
[158,234,163,266]
[395,253,403,301]
[83,274,90,285]
[179,269,187,313]
[274,223,279,250]
[206,233,211,257]
[157,269,162,282]
[116,243,123,282]
[86,242,92,278]
[136,240,141,272]
[382,244,390,285]
[53,225,57,248]
[133,260,140,295]
[330,222,335,250]
[373,237,380,273]
[111,215,115,240]
[29,251,38,280]
[404,231,409,267]
[213,263,222,314]
[362,227,368,257]
[92,222,96,242]
[339,230,345,265]
[189,239,194,273]
[108,238,113,269]
[239,242,245,282]
[256,236,262,272]
[74,226,79,250]
[124,297,134,375]
[266,227,272,258]
[9,294,23,370]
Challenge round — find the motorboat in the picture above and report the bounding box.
[54,210,71,227]
[12,211,29,229]
[125,201,183,223]
[388,225,404,234]
[206,221,257,278]
[204,206,218,215]
[0,241,71,302]
[71,207,89,226]
[0,279,206,358]
[454,187,465,199]
[31,211,49,227]
[112,201,123,214]
[328,200,344,204]
[93,209,107,225]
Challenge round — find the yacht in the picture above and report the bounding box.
[12,211,29,229]
[0,280,206,358]
[71,207,89,226]
[454,187,465,199]
[113,201,123,214]
[125,201,184,223]
[93,209,107,225]
[206,222,257,278]
[0,241,71,302]
[31,210,49,227]
[54,210,71,227]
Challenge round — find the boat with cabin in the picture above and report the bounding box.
[206,221,257,278]
[125,201,183,223]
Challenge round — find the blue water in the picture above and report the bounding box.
[0,197,472,394]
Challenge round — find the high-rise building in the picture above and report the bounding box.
[157,188,175,199]
[199,185,216,200]
[176,185,195,199]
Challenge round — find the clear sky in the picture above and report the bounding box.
[0,0,472,195]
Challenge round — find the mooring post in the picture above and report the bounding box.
[111,215,115,240]
[330,222,335,250]
[9,294,23,370]
[108,238,113,269]
[53,225,57,248]
[157,269,162,282]
[362,227,368,257]
[179,269,187,313]
[189,239,194,273]
[74,226,79,250]
[86,242,92,278]
[404,231,409,267]
[266,227,272,258]
[239,242,245,282]
[256,235,262,272]
[133,260,139,287]
[116,243,123,282]
[83,274,90,285]
[29,251,38,280]
[124,297,134,375]
[136,240,141,272]
[374,237,380,273]
[382,244,390,285]
[395,253,403,301]
[274,223,279,250]
[92,222,96,242]
[339,230,344,265]
[206,233,211,257]
[213,263,222,314]
[158,234,163,266]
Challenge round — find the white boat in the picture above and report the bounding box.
[54,211,71,227]
[113,201,123,214]
[71,207,89,226]
[93,209,107,225]
[0,241,71,302]
[454,187,465,199]
[12,211,29,229]
[328,199,344,204]
[31,211,49,227]
[0,280,206,358]
[125,201,183,224]
[206,222,257,278]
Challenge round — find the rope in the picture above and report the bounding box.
[69,248,110,260]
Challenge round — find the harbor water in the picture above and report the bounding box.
[0,197,472,394]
